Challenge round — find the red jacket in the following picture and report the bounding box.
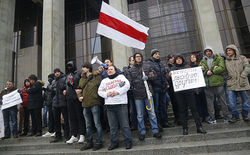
[21,88,29,107]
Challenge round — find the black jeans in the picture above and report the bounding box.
[48,105,55,133]
[67,99,85,136]
[53,106,69,139]
[23,107,30,134]
[175,91,201,129]
[29,108,42,134]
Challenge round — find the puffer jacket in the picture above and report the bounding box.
[26,80,44,110]
[52,74,66,107]
[199,47,226,87]
[224,44,250,91]
[78,72,102,108]
[147,57,168,92]
[127,54,156,99]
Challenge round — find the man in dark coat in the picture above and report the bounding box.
[64,61,85,144]
[50,68,70,143]
[147,49,173,130]
[42,73,56,137]
[26,74,44,136]
[127,52,161,141]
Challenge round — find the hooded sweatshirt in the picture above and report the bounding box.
[224,44,250,91]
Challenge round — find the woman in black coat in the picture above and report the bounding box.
[170,55,206,135]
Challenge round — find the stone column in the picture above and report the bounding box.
[193,0,224,53]
[109,0,132,70]
[42,0,65,82]
[0,0,15,90]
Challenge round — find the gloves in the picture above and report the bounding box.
[119,81,125,87]
[142,75,148,81]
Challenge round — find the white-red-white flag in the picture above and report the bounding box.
[96,1,149,50]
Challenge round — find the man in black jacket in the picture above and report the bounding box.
[147,49,173,130]
[127,52,161,141]
[26,74,44,136]
[42,73,55,137]
[50,68,70,143]
[64,61,85,144]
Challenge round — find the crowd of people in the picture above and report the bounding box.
[0,44,249,151]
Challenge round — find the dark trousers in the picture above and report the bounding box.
[175,91,201,129]
[106,105,132,145]
[29,108,42,134]
[23,107,30,134]
[168,86,179,121]
[53,106,69,139]
[48,105,55,133]
[67,99,85,136]
[195,89,209,120]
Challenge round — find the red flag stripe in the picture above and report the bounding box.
[99,12,148,43]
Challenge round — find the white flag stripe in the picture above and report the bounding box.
[97,23,146,50]
[100,2,149,35]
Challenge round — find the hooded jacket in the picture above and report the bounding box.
[78,72,102,108]
[26,80,44,110]
[199,47,226,87]
[127,53,156,99]
[65,61,80,100]
[147,57,168,93]
[21,79,30,107]
[51,73,67,107]
[224,44,250,91]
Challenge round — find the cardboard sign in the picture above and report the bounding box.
[1,90,22,110]
[171,67,206,92]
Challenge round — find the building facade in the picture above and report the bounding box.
[0,0,249,89]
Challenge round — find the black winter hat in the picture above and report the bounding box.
[48,73,55,79]
[151,49,159,56]
[167,54,175,60]
[53,68,61,73]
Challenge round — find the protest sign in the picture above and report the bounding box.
[171,67,206,92]
[0,108,4,138]
[1,90,22,110]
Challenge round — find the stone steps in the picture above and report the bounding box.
[1,120,250,155]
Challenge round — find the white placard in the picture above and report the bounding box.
[0,108,4,138]
[1,90,22,110]
[171,67,206,92]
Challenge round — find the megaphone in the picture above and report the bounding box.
[91,56,107,68]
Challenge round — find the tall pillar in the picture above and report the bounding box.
[0,0,15,90]
[193,0,224,53]
[109,0,132,70]
[42,0,65,82]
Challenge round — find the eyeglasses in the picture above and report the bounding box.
[135,56,141,58]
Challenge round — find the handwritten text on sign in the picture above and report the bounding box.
[171,67,205,92]
[1,90,22,110]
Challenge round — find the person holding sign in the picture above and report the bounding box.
[199,47,230,124]
[0,81,18,139]
[170,55,206,135]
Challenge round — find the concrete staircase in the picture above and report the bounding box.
[0,117,250,155]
